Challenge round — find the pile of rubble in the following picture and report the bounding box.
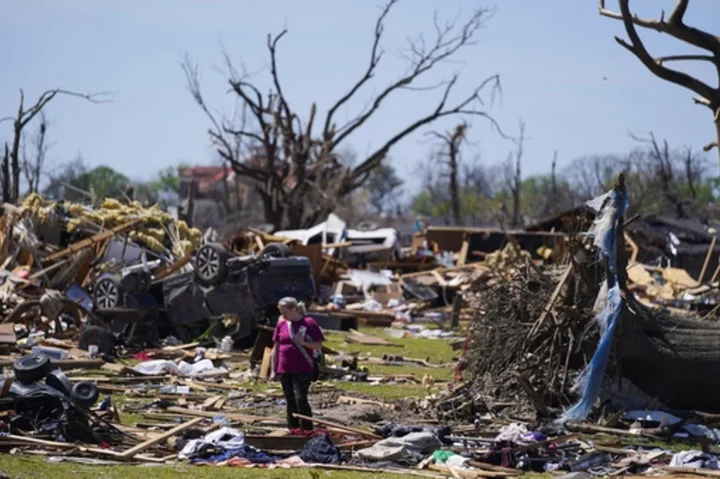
[6,186,720,476]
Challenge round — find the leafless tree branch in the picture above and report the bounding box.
[1,88,111,202]
[186,1,503,229]
[599,0,720,169]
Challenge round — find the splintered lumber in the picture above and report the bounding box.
[201,395,223,411]
[153,253,192,280]
[45,218,144,262]
[292,413,381,440]
[699,236,718,284]
[509,434,579,454]
[0,434,76,449]
[259,346,273,379]
[118,417,203,459]
[165,406,272,424]
[0,358,105,370]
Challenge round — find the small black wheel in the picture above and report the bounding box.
[45,370,73,396]
[71,381,100,408]
[260,242,292,259]
[79,325,115,355]
[94,276,124,309]
[13,353,52,385]
[194,242,230,286]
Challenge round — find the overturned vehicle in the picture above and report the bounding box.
[83,242,315,353]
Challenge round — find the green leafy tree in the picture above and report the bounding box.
[44,154,129,201]
[366,162,404,215]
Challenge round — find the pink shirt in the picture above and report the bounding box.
[272,316,325,374]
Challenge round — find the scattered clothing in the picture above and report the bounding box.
[289,427,329,437]
[299,433,343,464]
[670,451,719,469]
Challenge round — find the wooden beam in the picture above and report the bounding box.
[698,236,717,284]
[45,218,143,262]
[117,417,204,459]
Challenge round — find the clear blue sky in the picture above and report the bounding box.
[2,0,719,192]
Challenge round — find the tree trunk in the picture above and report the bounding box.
[1,145,9,203]
[10,121,22,203]
[449,143,461,225]
[257,186,285,230]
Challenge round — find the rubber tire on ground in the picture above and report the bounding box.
[78,325,115,355]
[71,381,100,408]
[45,370,73,396]
[94,276,125,309]
[194,242,230,286]
[13,353,52,385]
[260,242,292,259]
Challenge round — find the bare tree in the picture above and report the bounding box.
[599,0,720,169]
[21,111,51,194]
[631,132,688,218]
[429,122,468,225]
[504,121,525,228]
[1,88,110,203]
[184,1,504,229]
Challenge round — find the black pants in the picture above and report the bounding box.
[280,372,313,430]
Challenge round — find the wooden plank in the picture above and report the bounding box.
[153,253,192,281]
[0,323,16,344]
[46,218,143,262]
[0,358,104,370]
[201,395,223,411]
[165,406,273,424]
[457,239,470,266]
[292,413,381,440]
[118,417,203,459]
[259,347,273,379]
[699,236,718,284]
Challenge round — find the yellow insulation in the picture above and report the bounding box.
[21,193,201,257]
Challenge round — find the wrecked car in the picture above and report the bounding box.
[82,242,316,353]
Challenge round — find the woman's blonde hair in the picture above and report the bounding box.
[278,297,307,315]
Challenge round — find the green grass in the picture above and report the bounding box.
[0,325,458,477]
[333,382,439,400]
[0,455,422,479]
[323,327,458,364]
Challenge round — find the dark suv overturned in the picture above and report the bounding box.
[83,242,316,353]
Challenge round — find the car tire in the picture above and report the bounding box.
[194,242,230,286]
[13,353,52,385]
[79,325,115,355]
[71,381,100,408]
[94,276,125,309]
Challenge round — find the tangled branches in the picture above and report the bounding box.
[464,262,600,415]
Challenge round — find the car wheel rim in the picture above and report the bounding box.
[197,247,220,281]
[96,280,118,309]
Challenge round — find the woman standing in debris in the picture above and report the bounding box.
[271,297,325,431]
